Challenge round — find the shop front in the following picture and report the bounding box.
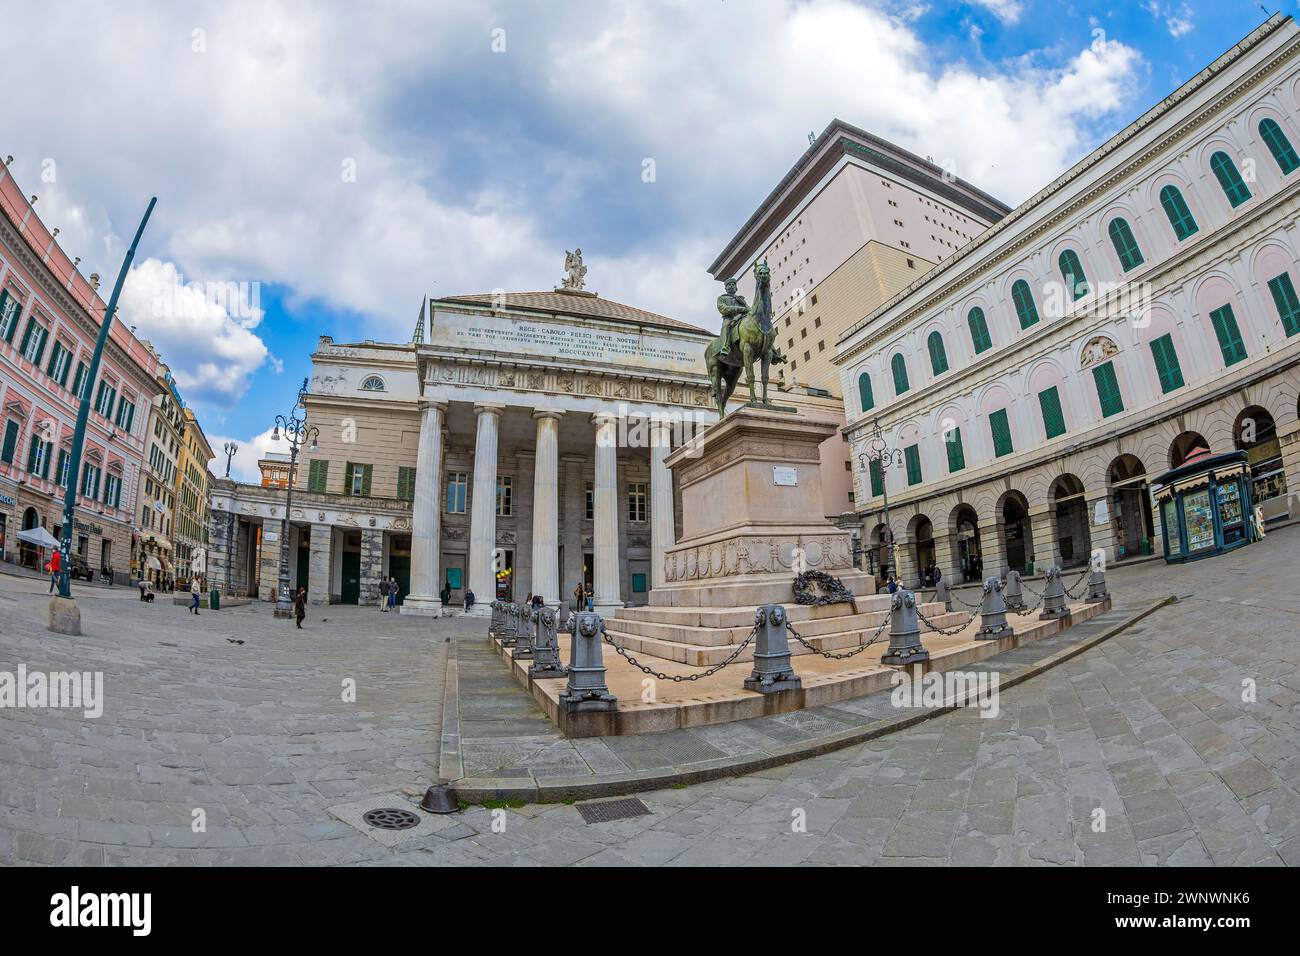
[1152,448,1256,564]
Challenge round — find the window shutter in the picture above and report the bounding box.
[869,459,883,497]
[398,466,415,501]
[360,464,372,497]
[927,332,947,375]
[904,445,922,486]
[1160,186,1198,240]
[990,409,1013,457]
[891,354,909,394]
[27,437,39,472]
[34,327,48,365]
[343,462,355,495]
[42,444,52,480]
[968,308,992,353]
[1209,304,1247,366]
[1012,280,1039,328]
[1260,119,1300,175]
[1,421,17,464]
[19,318,35,357]
[857,373,873,412]
[1092,362,1124,418]
[1038,387,1066,439]
[1267,273,1300,337]
[945,427,965,473]
[1149,335,1185,393]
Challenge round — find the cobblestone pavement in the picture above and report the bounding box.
[2,526,1298,865]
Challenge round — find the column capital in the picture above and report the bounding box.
[417,399,448,413]
[474,402,507,418]
[532,408,565,421]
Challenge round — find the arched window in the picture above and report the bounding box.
[857,372,874,413]
[1259,118,1300,175]
[967,307,992,354]
[360,375,386,391]
[1108,218,1145,271]
[1210,151,1252,207]
[1159,185,1198,241]
[926,331,948,376]
[891,353,909,395]
[1058,250,1089,301]
[1011,279,1039,329]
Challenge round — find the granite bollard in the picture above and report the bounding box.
[559,612,617,713]
[977,576,1013,640]
[1004,569,1026,612]
[512,605,536,659]
[743,604,801,693]
[1039,566,1068,620]
[528,605,566,678]
[880,589,930,666]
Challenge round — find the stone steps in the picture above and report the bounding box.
[603,606,970,667]
[611,595,894,629]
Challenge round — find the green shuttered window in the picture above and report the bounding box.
[1149,334,1185,393]
[1209,303,1247,366]
[1092,361,1124,418]
[1210,151,1251,207]
[927,331,948,376]
[1260,118,1299,175]
[1038,387,1066,439]
[904,444,922,486]
[1159,185,1198,241]
[1011,280,1039,329]
[967,308,992,354]
[397,466,416,502]
[989,408,1013,458]
[945,426,965,473]
[1267,272,1300,338]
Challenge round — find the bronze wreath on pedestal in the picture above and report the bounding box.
[792,570,854,606]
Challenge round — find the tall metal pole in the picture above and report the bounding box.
[57,198,156,600]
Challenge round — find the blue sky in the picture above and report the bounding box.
[2,0,1287,479]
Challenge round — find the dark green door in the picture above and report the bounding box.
[296,545,310,598]
[389,555,410,605]
[341,551,360,605]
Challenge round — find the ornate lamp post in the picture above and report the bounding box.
[222,441,238,478]
[856,417,905,581]
[270,378,317,618]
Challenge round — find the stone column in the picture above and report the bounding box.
[402,401,446,617]
[561,456,584,606]
[1086,495,1117,568]
[933,531,959,586]
[978,519,1006,579]
[1028,505,1059,570]
[467,403,504,615]
[360,528,385,606]
[650,420,676,589]
[592,413,622,615]
[892,535,918,588]
[307,522,332,606]
[1279,423,1300,520]
[530,410,563,605]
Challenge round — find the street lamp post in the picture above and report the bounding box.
[222,441,238,478]
[49,198,156,636]
[270,378,317,619]
[857,417,905,583]
[221,441,238,597]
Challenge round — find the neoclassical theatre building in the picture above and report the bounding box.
[836,15,1300,585]
[208,280,851,611]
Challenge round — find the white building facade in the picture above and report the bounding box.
[836,16,1300,585]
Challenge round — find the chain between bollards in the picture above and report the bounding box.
[786,616,890,660]
[602,625,757,681]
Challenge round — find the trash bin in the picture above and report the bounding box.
[210,588,220,611]
[1025,559,1035,576]
[1140,538,1151,555]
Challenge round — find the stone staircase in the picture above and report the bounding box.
[605,595,968,667]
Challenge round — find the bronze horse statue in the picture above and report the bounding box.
[705,261,785,417]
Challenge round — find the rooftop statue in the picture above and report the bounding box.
[560,248,588,291]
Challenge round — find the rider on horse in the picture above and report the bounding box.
[715,278,748,358]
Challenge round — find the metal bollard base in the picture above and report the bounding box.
[743,672,802,694]
[881,644,930,666]
[976,623,1014,640]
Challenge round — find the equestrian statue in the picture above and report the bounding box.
[705,260,786,417]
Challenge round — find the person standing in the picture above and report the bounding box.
[190,578,202,615]
[440,581,451,607]
[464,587,476,612]
[387,576,399,611]
[294,587,306,629]
[584,583,594,611]
[572,582,584,612]
[378,577,390,612]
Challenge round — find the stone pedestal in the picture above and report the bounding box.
[48,595,81,635]
[653,405,872,607]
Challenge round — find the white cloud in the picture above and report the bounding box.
[3,0,1146,374]
[968,0,1024,25]
[117,258,270,405]
[206,426,288,485]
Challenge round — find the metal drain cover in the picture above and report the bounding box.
[362,807,422,830]
[576,797,652,824]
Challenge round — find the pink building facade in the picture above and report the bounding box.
[0,162,161,579]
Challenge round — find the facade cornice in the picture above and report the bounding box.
[836,16,1298,360]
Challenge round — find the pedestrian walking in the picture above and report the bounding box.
[46,548,62,593]
[379,577,390,612]
[294,587,306,629]
[190,578,202,615]
[440,582,451,607]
